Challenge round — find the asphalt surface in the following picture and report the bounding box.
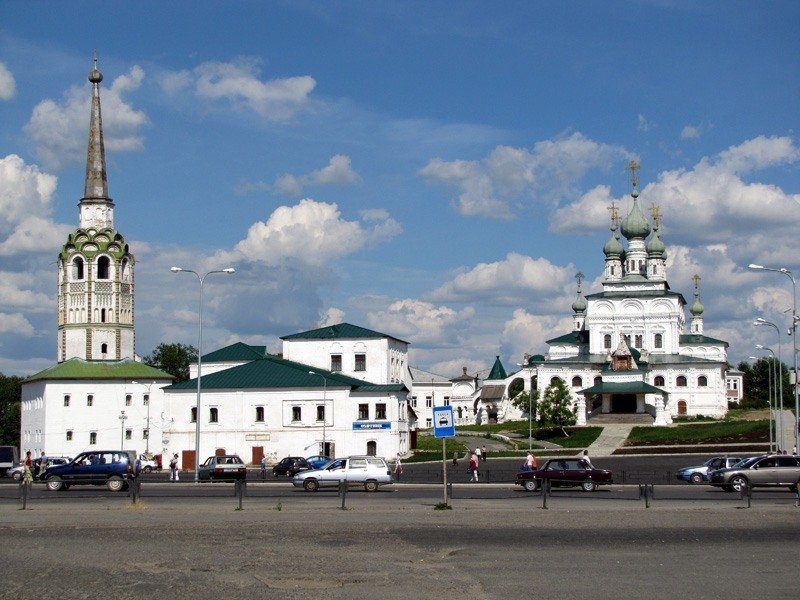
[2,480,799,599]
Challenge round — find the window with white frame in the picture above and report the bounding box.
[317,405,325,422]
[125,429,132,440]
[143,394,149,406]
[376,403,386,419]
[358,404,369,420]
[292,406,301,422]
[330,354,342,372]
[87,394,94,407]
[355,353,366,371]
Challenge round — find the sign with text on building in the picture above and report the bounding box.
[433,406,455,438]
[352,421,391,430]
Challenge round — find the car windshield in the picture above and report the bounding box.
[735,457,760,469]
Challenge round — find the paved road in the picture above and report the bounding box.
[1,487,797,599]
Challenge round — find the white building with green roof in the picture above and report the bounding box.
[510,163,732,425]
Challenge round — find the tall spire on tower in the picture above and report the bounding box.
[79,51,114,230]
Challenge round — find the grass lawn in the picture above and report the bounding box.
[625,419,769,446]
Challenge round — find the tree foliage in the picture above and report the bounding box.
[510,389,540,420]
[537,378,577,434]
[0,373,22,447]
[144,343,197,382]
[738,358,790,410]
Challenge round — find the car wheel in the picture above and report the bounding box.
[523,479,538,492]
[46,475,63,492]
[729,476,748,493]
[581,479,597,492]
[364,480,379,493]
[12,471,22,482]
[303,479,319,492]
[143,466,152,474]
[107,475,125,492]
[690,473,704,484]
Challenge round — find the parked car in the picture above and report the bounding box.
[305,455,331,470]
[43,450,138,492]
[292,456,393,492]
[8,456,70,481]
[138,453,161,473]
[273,456,311,478]
[516,458,613,492]
[197,455,247,481]
[708,454,800,492]
[676,456,745,484]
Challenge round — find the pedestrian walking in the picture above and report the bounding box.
[523,451,534,471]
[394,456,403,481]
[169,453,179,482]
[260,455,267,480]
[22,451,33,484]
[475,447,482,462]
[582,450,593,468]
[481,445,487,462]
[469,452,479,482]
[452,450,458,466]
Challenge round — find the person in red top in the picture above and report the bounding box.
[22,451,33,484]
[469,453,479,482]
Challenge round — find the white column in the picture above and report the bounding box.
[576,395,587,425]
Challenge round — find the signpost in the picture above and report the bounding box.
[433,406,455,505]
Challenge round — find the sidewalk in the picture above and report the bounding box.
[586,424,636,457]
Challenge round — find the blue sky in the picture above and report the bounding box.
[1,2,799,377]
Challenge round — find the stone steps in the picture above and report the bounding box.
[590,413,654,425]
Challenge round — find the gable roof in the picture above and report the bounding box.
[280,322,409,345]
[166,354,406,393]
[23,358,173,383]
[202,342,268,362]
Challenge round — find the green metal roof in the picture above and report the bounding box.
[585,289,686,303]
[546,330,590,345]
[166,354,407,393]
[280,322,409,344]
[486,356,508,380]
[679,334,728,347]
[202,342,268,362]
[579,381,664,395]
[23,358,173,383]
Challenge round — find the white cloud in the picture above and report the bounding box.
[500,309,573,365]
[319,307,345,327]
[429,252,573,305]
[366,299,475,345]
[638,114,654,132]
[0,62,16,100]
[24,66,148,170]
[0,312,35,337]
[419,132,629,219]
[681,124,701,140]
[161,57,316,120]
[240,155,360,197]
[223,198,401,267]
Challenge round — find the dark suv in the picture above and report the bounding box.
[273,456,310,478]
[43,450,138,492]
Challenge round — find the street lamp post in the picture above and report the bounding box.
[516,363,533,450]
[749,264,799,454]
[750,354,775,452]
[757,345,777,452]
[119,410,128,449]
[308,371,328,457]
[755,320,784,451]
[171,266,235,482]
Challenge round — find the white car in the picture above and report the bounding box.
[292,456,393,492]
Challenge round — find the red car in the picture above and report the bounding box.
[516,458,613,492]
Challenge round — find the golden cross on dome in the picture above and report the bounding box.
[607,201,619,225]
[692,273,701,290]
[575,271,584,292]
[627,159,640,188]
[649,203,661,227]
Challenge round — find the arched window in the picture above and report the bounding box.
[571,376,583,388]
[698,376,708,387]
[594,376,602,386]
[676,375,687,387]
[209,407,219,423]
[121,259,130,282]
[101,343,108,354]
[677,400,687,415]
[100,308,106,323]
[73,257,84,280]
[366,441,377,456]
[550,377,561,386]
[190,407,197,423]
[457,406,463,419]
[654,375,665,386]
[97,256,110,279]
[654,333,663,349]
[603,334,612,349]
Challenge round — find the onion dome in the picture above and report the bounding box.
[621,191,652,240]
[646,227,666,257]
[690,293,704,316]
[603,229,624,258]
[571,291,587,314]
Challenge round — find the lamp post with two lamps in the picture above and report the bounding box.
[749,264,799,454]
[171,266,236,482]
[754,320,784,451]
[308,371,329,457]
[756,345,779,452]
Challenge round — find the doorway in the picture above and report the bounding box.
[611,394,637,413]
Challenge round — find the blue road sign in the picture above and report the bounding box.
[433,406,455,438]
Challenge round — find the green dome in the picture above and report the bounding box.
[571,291,587,314]
[603,231,624,258]
[621,196,652,240]
[646,227,665,256]
[690,295,704,316]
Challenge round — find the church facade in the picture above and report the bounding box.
[514,163,730,425]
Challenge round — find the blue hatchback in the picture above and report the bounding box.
[676,456,744,484]
[305,455,331,469]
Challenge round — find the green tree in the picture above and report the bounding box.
[510,389,540,421]
[0,373,22,447]
[144,343,197,382]
[739,358,790,410]
[537,377,577,434]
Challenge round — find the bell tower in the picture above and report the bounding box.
[57,56,135,362]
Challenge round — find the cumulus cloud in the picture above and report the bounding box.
[366,299,475,346]
[419,132,629,219]
[159,57,315,120]
[429,252,573,305]
[680,124,701,140]
[551,136,800,247]
[500,309,573,364]
[265,155,360,197]
[0,62,15,100]
[217,198,401,268]
[24,66,148,170]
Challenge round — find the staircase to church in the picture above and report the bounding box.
[589,413,654,425]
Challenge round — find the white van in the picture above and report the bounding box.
[292,456,393,492]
